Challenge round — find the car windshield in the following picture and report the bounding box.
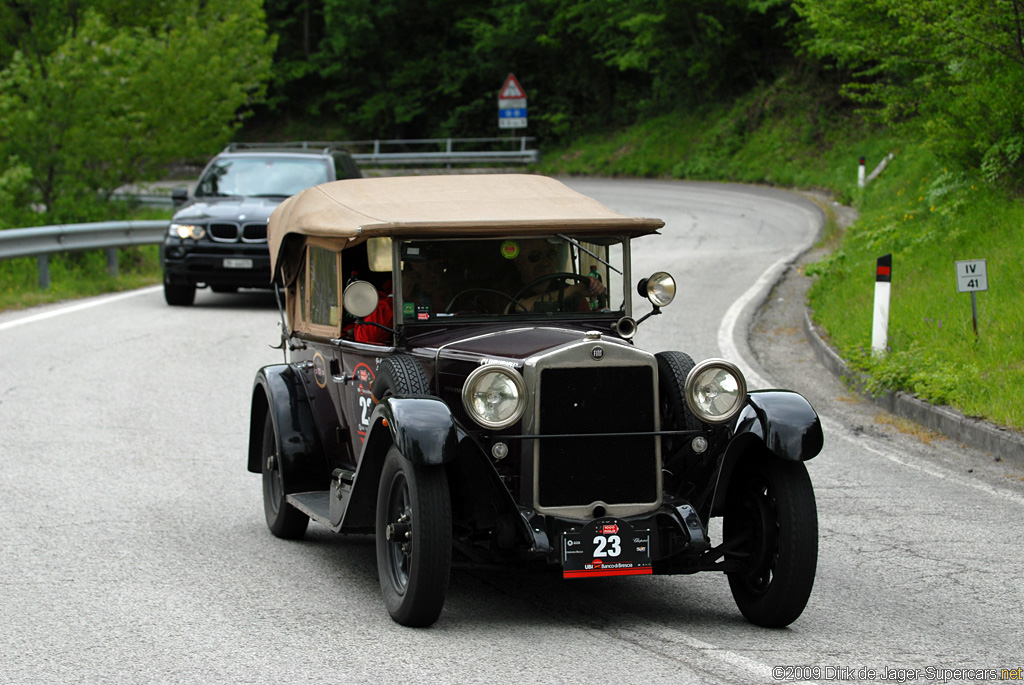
[196,156,331,198]
[397,236,625,322]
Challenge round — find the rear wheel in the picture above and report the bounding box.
[375,445,452,627]
[164,281,195,306]
[260,408,309,539]
[724,456,817,627]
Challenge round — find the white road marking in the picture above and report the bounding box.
[0,286,161,332]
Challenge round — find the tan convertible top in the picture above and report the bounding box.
[267,174,664,279]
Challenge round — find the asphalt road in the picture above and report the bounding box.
[1,178,1022,684]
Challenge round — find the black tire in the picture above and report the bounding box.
[260,408,310,539]
[373,355,430,399]
[724,456,817,628]
[375,445,452,627]
[164,281,195,306]
[655,351,701,461]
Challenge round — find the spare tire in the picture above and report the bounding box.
[655,351,702,468]
[373,355,430,400]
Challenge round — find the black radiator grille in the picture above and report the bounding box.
[209,222,240,242]
[537,366,657,508]
[241,223,268,242]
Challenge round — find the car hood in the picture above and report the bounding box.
[172,196,284,223]
[425,325,633,367]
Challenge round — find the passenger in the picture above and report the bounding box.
[507,238,605,312]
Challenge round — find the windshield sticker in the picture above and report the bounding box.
[500,240,520,260]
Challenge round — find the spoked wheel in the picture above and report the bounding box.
[724,456,817,628]
[260,408,309,539]
[375,445,451,627]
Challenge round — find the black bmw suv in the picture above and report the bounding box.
[160,144,362,305]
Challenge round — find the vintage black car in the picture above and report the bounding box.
[161,144,362,306]
[247,174,823,628]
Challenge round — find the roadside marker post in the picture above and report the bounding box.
[858,156,866,188]
[872,254,891,356]
[955,259,988,338]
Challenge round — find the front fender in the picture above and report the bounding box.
[703,390,822,519]
[369,396,460,465]
[247,364,328,492]
[338,396,459,531]
[732,390,823,462]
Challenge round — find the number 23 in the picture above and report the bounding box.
[593,535,621,557]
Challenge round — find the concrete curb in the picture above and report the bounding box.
[802,309,1024,468]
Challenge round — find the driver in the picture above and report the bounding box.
[508,238,605,312]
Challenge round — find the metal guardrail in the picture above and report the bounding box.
[231,137,541,166]
[0,220,169,289]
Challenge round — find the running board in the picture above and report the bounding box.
[286,491,331,526]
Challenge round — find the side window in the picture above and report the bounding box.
[307,244,341,335]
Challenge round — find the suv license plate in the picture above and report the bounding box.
[562,518,651,578]
[223,258,253,269]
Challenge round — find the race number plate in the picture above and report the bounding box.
[562,518,651,578]
[223,258,253,269]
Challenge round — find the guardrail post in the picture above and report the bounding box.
[37,255,50,290]
[106,248,119,278]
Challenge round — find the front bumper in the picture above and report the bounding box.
[521,498,719,576]
[161,239,272,288]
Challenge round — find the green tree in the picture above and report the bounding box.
[796,0,1024,186]
[0,0,275,224]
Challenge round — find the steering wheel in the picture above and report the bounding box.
[513,272,592,311]
[444,288,528,314]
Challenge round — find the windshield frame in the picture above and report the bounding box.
[389,234,633,330]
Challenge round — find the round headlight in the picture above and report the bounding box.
[462,365,527,429]
[644,272,676,307]
[169,223,205,240]
[684,359,747,424]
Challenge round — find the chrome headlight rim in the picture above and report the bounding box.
[684,358,747,424]
[461,364,528,430]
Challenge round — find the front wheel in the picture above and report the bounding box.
[164,281,195,306]
[375,445,451,627]
[724,456,817,628]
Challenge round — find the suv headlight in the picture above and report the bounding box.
[685,359,747,424]
[169,223,205,239]
[462,365,527,429]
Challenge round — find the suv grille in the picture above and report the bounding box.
[207,222,268,243]
[209,223,240,242]
[537,366,657,508]
[241,223,267,242]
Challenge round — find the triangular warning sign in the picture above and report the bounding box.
[499,74,525,99]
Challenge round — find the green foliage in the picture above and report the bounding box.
[795,0,1024,188]
[0,245,163,311]
[0,0,275,225]
[248,0,801,142]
